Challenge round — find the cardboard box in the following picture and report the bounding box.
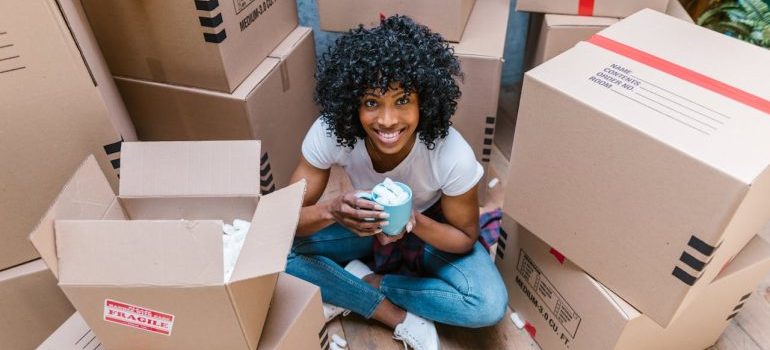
[0,260,75,350]
[516,0,669,18]
[257,274,328,350]
[29,141,307,350]
[116,27,317,192]
[0,0,128,271]
[495,216,770,350]
[450,0,509,196]
[38,274,327,350]
[506,9,770,326]
[526,0,692,69]
[81,0,298,92]
[317,0,475,42]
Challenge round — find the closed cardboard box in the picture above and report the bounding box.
[317,0,475,42]
[29,141,306,350]
[38,274,326,350]
[81,0,298,92]
[116,27,317,191]
[0,0,127,271]
[451,0,509,194]
[0,260,74,350]
[517,0,668,18]
[496,216,770,350]
[506,9,770,326]
[527,1,692,69]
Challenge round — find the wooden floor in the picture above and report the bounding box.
[319,146,770,350]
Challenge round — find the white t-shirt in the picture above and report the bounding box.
[302,117,484,212]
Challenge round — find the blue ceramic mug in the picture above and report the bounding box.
[357,181,413,236]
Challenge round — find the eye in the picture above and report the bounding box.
[363,99,378,108]
[396,96,410,105]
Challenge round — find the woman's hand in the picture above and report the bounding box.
[329,191,390,237]
[374,209,416,245]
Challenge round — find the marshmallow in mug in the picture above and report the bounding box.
[372,177,409,205]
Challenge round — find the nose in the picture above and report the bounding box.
[378,106,398,128]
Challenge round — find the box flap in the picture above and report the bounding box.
[714,233,770,281]
[54,220,223,286]
[29,156,118,279]
[119,141,261,197]
[0,259,47,282]
[233,57,281,100]
[227,274,278,349]
[553,9,770,183]
[452,0,509,58]
[230,180,306,282]
[545,14,618,27]
[268,27,312,60]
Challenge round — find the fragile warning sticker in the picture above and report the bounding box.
[103,299,175,336]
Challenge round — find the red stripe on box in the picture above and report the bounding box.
[587,34,770,114]
[524,321,537,338]
[578,0,594,16]
[549,248,566,264]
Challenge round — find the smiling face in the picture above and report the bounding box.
[359,86,420,160]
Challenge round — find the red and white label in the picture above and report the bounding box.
[103,299,175,336]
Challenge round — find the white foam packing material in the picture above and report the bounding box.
[223,219,251,282]
[374,177,408,205]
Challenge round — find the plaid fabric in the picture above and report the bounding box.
[369,205,503,276]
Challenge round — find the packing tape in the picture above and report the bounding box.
[587,34,770,114]
[578,0,594,16]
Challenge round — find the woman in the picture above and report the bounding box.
[287,16,507,350]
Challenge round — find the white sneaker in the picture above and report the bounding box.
[323,303,351,323]
[393,312,440,350]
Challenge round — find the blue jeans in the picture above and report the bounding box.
[286,223,508,328]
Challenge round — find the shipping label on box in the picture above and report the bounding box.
[506,9,770,326]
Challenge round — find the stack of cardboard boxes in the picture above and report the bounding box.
[318,0,511,198]
[80,0,319,192]
[495,0,693,159]
[32,141,327,350]
[496,9,770,350]
[0,0,138,347]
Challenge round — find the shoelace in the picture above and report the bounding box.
[393,325,425,350]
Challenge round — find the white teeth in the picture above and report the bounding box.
[378,130,400,140]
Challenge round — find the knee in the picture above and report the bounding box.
[462,281,509,328]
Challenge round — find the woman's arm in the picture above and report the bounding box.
[411,184,480,254]
[291,156,388,237]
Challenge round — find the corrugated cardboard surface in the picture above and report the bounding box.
[117,27,318,190]
[56,0,137,141]
[450,0,509,200]
[0,260,74,350]
[257,274,326,350]
[506,9,770,326]
[496,216,770,350]
[317,0,475,42]
[517,0,669,18]
[528,2,692,69]
[39,273,326,350]
[29,148,305,350]
[0,0,123,271]
[81,0,298,92]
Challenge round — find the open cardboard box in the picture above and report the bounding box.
[506,9,770,326]
[38,273,327,350]
[496,215,770,350]
[29,141,306,350]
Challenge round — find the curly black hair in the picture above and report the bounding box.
[314,15,463,150]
